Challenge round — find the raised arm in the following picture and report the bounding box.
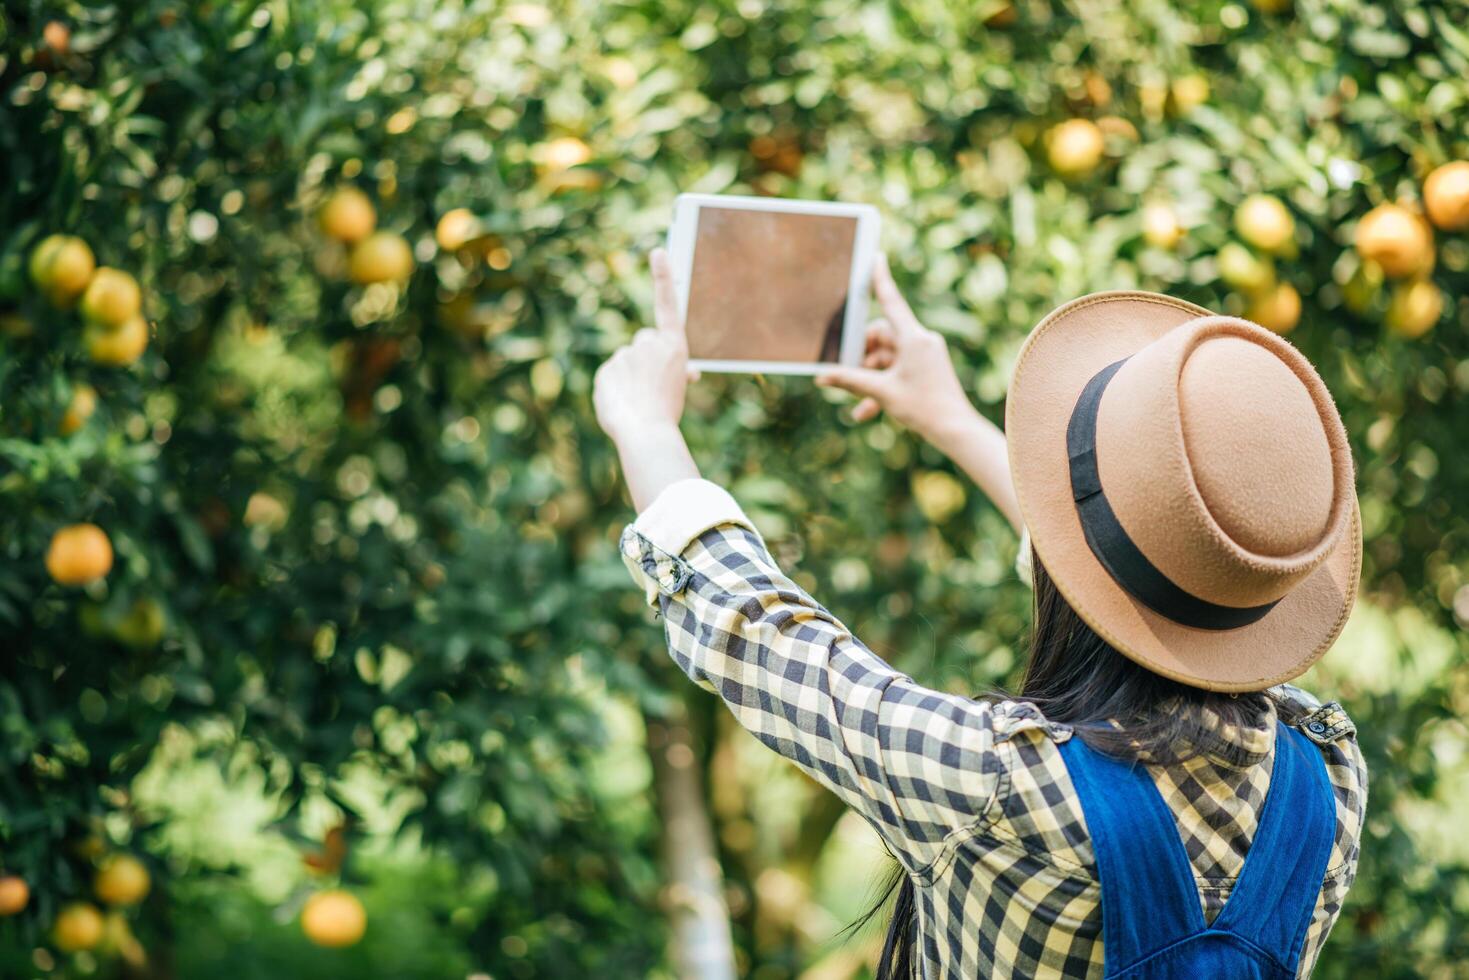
[592,248,700,510]
[816,256,1023,536]
[593,251,1007,873]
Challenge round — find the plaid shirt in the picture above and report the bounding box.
[621,479,1367,979]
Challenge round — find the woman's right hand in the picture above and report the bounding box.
[815,254,973,440]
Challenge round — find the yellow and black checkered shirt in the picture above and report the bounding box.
[621,479,1367,979]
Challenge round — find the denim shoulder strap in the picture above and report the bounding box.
[1211,722,1336,972]
[1057,733,1205,969]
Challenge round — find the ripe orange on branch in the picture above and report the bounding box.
[0,876,29,916]
[1423,161,1469,231]
[46,523,114,585]
[1385,279,1443,339]
[349,231,415,284]
[301,889,367,947]
[1142,203,1183,249]
[95,855,152,906]
[1246,281,1302,334]
[1235,195,1295,254]
[1046,119,1105,177]
[320,187,377,243]
[53,902,105,952]
[435,209,481,252]
[1355,203,1434,278]
[540,136,592,172]
[1217,243,1275,294]
[1169,75,1210,115]
[80,268,143,327]
[29,234,96,306]
[86,316,150,366]
[43,20,72,56]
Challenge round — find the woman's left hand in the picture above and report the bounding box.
[593,248,697,447]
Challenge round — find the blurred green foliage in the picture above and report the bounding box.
[1,0,1467,977]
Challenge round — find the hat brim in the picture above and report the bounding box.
[1005,291,1361,693]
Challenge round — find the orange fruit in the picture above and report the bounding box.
[60,383,97,435]
[911,471,967,524]
[540,136,592,171]
[1169,75,1210,115]
[1246,281,1302,334]
[0,876,29,916]
[435,209,480,251]
[1217,243,1274,294]
[1355,203,1434,278]
[1235,195,1295,253]
[1142,203,1183,249]
[80,268,142,327]
[1046,119,1105,177]
[30,235,96,305]
[319,187,377,244]
[86,316,149,366]
[301,890,367,948]
[94,855,151,907]
[43,20,71,55]
[1385,279,1443,339]
[45,523,114,585]
[1423,161,1469,231]
[113,597,166,650]
[349,231,414,284]
[53,902,105,952]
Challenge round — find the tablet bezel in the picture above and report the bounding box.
[667,193,880,375]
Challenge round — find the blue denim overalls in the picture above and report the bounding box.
[1058,722,1335,979]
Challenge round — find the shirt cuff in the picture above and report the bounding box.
[631,478,754,555]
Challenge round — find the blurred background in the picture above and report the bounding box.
[3,1,1468,977]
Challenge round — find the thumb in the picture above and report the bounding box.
[815,365,890,400]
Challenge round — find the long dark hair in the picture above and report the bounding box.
[861,550,1295,979]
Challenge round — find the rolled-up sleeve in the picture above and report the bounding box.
[620,479,1005,874]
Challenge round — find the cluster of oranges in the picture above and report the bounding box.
[1043,109,1466,339]
[29,235,151,369]
[1,853,152,964]
[1349,163,1469,339]
[318,187,416,284]
[27,235,150,447]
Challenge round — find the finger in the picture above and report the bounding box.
[864,318,895,353]
[632,327,659,346]
[864,344,894,370]
[650,248,685,339]
[871,253,922,336]
[686,366,701,382]
[852,397,882,422]
[814,365,889,400]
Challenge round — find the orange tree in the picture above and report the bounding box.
[1,2,670,976]
[3,1,1469,978]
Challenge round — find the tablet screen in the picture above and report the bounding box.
[684,206,858,363]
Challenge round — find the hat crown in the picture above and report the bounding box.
[1095,317,1353,609]
[1178,336,1336,558]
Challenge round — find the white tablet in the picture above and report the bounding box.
[667,193,880,374]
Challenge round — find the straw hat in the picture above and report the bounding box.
[1006,291,1360,692]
